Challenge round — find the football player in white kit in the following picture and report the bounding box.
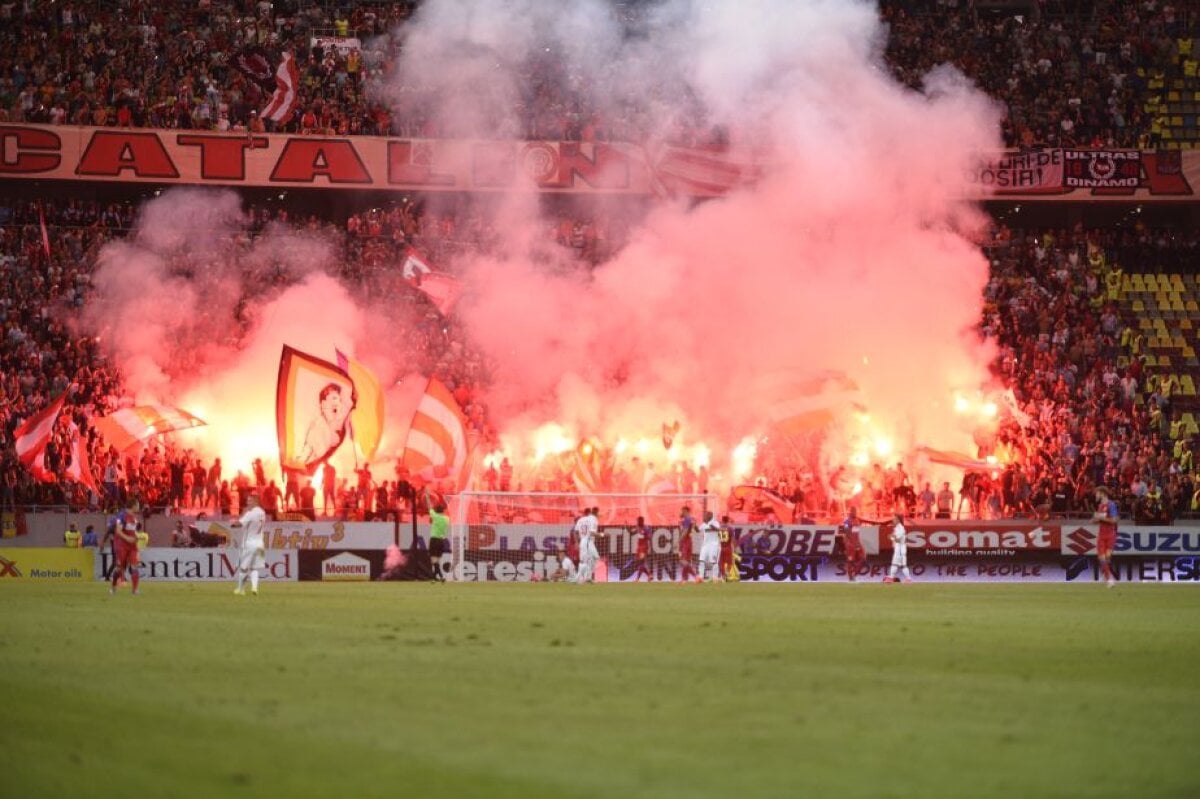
[574,507,601,583]
[884,512,913,583]
[232,494,268,595]
[697,511,722,582]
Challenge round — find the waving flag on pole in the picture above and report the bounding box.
[335,348,385,461]
[261,50,300,124]
[65,422,99,496]
[400,376,472,491]
[14,395,66,480]
[277,346,355,475]
[91,405,207,452]
[401,248,463,317]
[38,203,51,259]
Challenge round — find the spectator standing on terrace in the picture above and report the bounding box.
[917,483,935,519]
[935,481,954,519]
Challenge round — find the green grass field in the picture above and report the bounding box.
[2,582,1198,799]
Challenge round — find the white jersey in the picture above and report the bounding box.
[699,519,721,550]
[890,521,908,566]
[239,506,268,551]
[577,514,599,558]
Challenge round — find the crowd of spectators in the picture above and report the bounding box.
[3,0,1192,148]
[743,219,1200,523]
[1,191,1198,522]
[0,193,623,517]
[882,0,1197,148]
[1,1,1199,523]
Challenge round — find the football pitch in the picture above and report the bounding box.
[2,582,1198,799]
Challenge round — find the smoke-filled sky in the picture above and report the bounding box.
[79,0,1004,487]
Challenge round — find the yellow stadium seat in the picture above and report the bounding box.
[1173,335,1187,348]
[1187,299,1199,313]
[1133,299,1145,312]
[1170,274,1185,290]
[1182,375,1197,396]
[1181,319,1193,330]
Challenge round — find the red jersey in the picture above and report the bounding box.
[678,531,693,558]
[635,530,649,558]
[1097,498,1119,555]
[566,531,580,562]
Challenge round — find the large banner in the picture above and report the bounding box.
[2,124,1196,200]
[0,124,760,196]
[886,520,1062,556]
[973,148,1196,200]
[0,548,93,581]
[95,547,297,581]
[1058,525,1200,556]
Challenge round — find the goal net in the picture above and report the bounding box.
[448,491,713,582]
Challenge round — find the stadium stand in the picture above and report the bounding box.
[0,1,1197,521]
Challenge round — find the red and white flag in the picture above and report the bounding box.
[38,203,51,259]
[261,50,300,123]
[401,376,472,492]
[401,248,463,316]
[65,422,100,496]
[14,395,66,480]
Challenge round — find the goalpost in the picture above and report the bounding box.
[448,492,713,582]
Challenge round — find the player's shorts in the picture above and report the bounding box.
[890,548,908,569]
[845,543,866,562]
[699,541,721,564]
[1097,529,1117,558]
[239,546,265,571]
[115,542,139,568]
[429,537,448,558]
[561,557,576,577]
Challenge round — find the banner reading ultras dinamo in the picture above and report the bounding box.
[973,148,1195,200]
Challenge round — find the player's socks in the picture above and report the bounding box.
[249,569,259,594]
[234,571,247,594]
[130,570,140,593]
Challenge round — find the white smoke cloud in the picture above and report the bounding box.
[378,0,1003,483]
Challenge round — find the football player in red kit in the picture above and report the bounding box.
[630,516,653,581]
[838,506,868,582]
[677,508,699,583]
[717,515,736,581]
[109,504,141,595]
[1093,486,1119,587]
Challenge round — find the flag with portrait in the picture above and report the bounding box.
[276,345,356,475]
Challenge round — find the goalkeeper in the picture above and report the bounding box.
[428,499,450,582]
